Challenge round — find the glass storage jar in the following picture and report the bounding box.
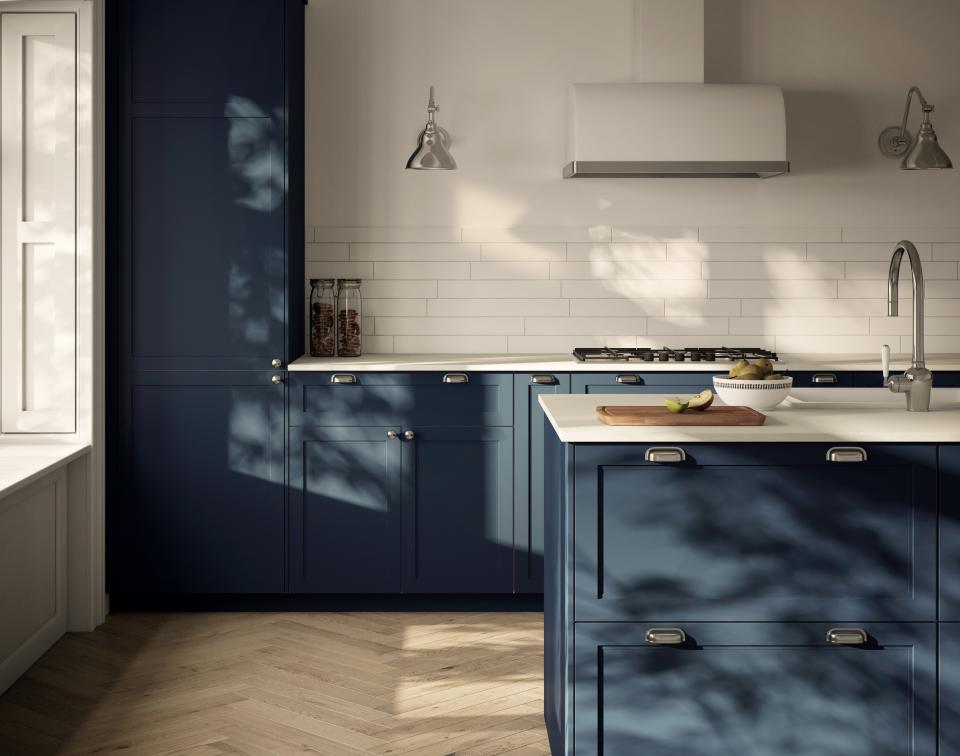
[309,278,336,357]
[336,279,363,357]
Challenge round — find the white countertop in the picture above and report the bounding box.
[539,393,960,443]
[0,441,90,500]
[289,353,960,373]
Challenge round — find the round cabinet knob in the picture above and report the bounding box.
[271,375,284,385]
[272,358,283,368]
[402,430,415,441]
[387,430,399,440]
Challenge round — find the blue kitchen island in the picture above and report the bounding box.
[540,392,960,756]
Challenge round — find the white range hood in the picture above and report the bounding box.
[563,82,790,179]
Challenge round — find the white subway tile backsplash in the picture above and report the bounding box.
[700,227,841,243]
[732,317,868,336]
[703,261,844,280]
[393,335,509,353]
[302,226,960,354]
[667,243,805,262]
[376,317,523,336]
[462,226,611,243]
[305,243,350,262]
[708,280,838,298]
[612,227,698,243]
[374,261,470,279]
[351,243,480,261]
[551,260,701,280]
[470,261,550,280]
[524,317,648,336]
[842,227,960,243]
[314,227,461,243]
[845,261,958,279]
[428,299,570,317]
[480,243,566,261]
[563,279,708,299]
[570,299,664,317]
[566,243,666,261]
[439,280,563,298]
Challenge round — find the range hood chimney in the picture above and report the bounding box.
[563,1,790,178]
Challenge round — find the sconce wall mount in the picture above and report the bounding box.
[879,86,953,170]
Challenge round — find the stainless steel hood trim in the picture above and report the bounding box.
[562,160,790,178]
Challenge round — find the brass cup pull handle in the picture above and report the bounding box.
[813,373,839,384]
[271,375,284,385]
[616,374,641,384]
[443,373,469,384]
[827,447,868,463]
[402,430,415,441]
[826,627,868,645]
[645,447,687,463]
[645,628,687,645]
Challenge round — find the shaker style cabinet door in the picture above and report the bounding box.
[401,427,514,593]
[514,373,570,593]
[573,444,937,622]
[289,427,402,594]
[941,445,960,620]
[110,372,285,593]
[575,622,937,756]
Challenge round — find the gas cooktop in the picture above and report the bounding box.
[571,346,780,363]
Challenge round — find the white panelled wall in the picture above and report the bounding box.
[305,0,960,355]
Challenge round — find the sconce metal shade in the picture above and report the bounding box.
[901,112,953,170]
[406,87,457,170]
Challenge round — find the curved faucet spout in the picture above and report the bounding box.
[887,240,925,368]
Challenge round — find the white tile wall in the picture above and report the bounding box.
[305,227,960,355]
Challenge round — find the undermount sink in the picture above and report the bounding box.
[786,387,960,411]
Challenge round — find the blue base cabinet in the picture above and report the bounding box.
[112,372,286,593]
[942,624,960,755]
[942,446,960,620]
[576,622,937,756]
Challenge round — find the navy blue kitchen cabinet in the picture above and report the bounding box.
[854,370,960,387]
[401,427,514,593]
[572,444,937,623]
[111,372,286,593]
[571,372,719,394]
[942,445,960,620]
[514,374,571,593]
[574,622,937,756]
[108,0,304,594]
[289,427,402,593]
[789,370,855,387]
[942,623,960,755]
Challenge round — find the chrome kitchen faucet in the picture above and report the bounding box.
[882,240,933,411]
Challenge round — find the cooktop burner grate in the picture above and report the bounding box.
[571,346,779,363]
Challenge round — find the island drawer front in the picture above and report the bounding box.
[941,446,960,620]
[289,372,513,426]
[571,372,720,394]
[574,621,937,756]
[573,444,937,623]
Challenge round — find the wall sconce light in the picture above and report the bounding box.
[879,86,953,169]
[406,86,457,170]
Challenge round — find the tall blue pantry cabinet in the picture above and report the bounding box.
[107,0,305,594]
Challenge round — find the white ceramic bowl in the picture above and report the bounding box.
[712,375,793,411]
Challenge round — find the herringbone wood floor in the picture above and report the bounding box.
[0,612,549,756]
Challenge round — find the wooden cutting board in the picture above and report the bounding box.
[596,405,766,426]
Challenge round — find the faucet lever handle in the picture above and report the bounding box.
[881,344,891,382]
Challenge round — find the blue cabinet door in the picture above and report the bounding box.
[514,374,570,593]
[401,427,513,593]
[573,444,937,622]
[942,623,960,755]
[942,446,960,620]
[110,371,285,593]
[115,0,302,370]
[571,372,719,394]
[289,427,402,593]
[575,622,937,756]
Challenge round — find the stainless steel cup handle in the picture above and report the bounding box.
[616,374,641,384]
[331,373,357,384]
[531,374,557,385]
[812,373,839,384]
[826,447,868,463]
[645,447,687,463]
[443,373,469,384]
[826,627,868,645]
[645,628,687,645]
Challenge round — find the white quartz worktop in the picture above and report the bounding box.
[539,393,960,443]
[289,353,960,373]
[0,441,90,500]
